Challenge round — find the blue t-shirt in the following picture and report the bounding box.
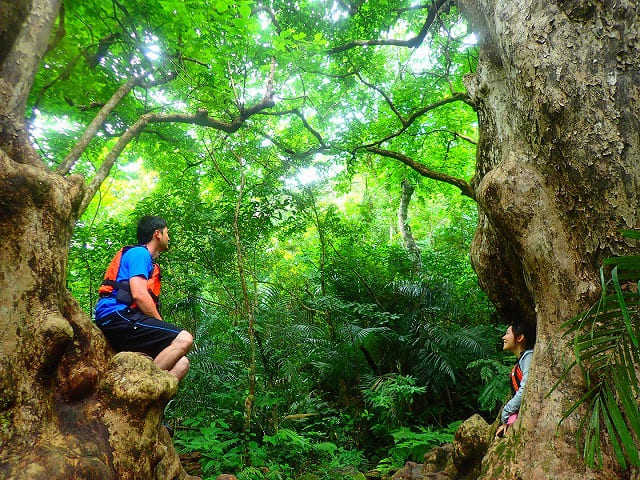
[95,246,153,320]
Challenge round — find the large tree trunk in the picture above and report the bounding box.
[0,1,196,478]
[459,0,639,478]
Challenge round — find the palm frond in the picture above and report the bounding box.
[557,238,640,469]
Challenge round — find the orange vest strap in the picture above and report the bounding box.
[510,362,524,395]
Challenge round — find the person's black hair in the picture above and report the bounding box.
[137,215,167,244]
[512,320,536,350]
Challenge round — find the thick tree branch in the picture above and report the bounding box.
[57,70,179,176]
[0,0,61,167]
[57,77,138,175]
[0,0,59,119]
[328,0,449,54]
[367,146,475,199]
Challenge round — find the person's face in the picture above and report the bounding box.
[157,227,170,252]
[502,326,522,353]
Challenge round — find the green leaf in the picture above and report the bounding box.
[603,254,640,267]
[239,3,251,18]
[613,370,640,437]
[611,267,639,348]
[558,384,601,425]
[600,393,627,469]
[215,0,228,13]
[603,387,640,466]
[584,397,602,468]
[556,245,640,471]
[620,229,640,240]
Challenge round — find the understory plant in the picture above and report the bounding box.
[467,352,513,413]
[556,230,640,469]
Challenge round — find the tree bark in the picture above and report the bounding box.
[458,0,640,478]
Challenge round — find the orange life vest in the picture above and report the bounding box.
[98,246,161,309]
[510,359,524,395]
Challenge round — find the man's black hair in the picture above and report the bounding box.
[137,215,167,244]
[512,320,537,350]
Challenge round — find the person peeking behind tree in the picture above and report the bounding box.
[495,321,536,438]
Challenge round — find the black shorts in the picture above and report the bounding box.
[95,308,181,358]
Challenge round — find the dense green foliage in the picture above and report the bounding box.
[31,0,513,477]
[68,169,503,478]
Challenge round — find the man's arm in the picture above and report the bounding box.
[129,275,162,320]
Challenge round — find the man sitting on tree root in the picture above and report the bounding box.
[95,215,193,381]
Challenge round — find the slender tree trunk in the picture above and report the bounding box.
[232,168,257,467]
[398,178,422,275]
[458,0,640,478]
[307,187,336,339]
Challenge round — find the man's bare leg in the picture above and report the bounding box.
[154,330,193,380]
[168,355,190,381]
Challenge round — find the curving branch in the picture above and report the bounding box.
[255,129,326,160]
[57,77,138,175]
[367,146,475,199]
[63,97,105,110]
[253,5,281,31]
[294,110,326,148]
[254,102,330,156]
[355,72,406,125]
[79,65,278,214]
[336,0,361,16]
[425,128,477,145]
[359,91,471,149]
[328,0,449,54]
[86,32,122,69]
[56,70,180,176]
